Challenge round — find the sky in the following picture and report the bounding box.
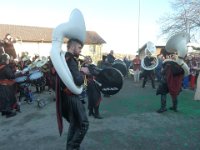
[0,0,172,55]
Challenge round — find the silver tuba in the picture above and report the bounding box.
[164,32,190,76]
[141,41,158,70]
[50,9,86,94]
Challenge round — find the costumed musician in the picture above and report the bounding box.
[132,55,141,82]
[141,50,156,89]
[156,32,190,113]
[80,55,103,119]
[154,53,164,83]
[103,50,116,97]
[57,39,90,150]
[105,50,115,66]
[0,34,17,73]
[50,9,91,149]
[2,33,17,59]
[186,55,197,90]
[51,9,123,149]
[51,11,91,149]
[37,56,49,92]
[0,52,20,118]
[43,56,56,94]
[156,52,184,113]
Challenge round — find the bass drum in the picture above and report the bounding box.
[112,59,127,77]
[95,67,123,95]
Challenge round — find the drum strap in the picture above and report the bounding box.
[0,79,15,85]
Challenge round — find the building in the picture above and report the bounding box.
[0,24,106,63]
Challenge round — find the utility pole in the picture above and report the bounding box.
[137,0,141,53]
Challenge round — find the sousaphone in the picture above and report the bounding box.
[164,32,190,76]
[141,41,158,70]
[50,9,86,95]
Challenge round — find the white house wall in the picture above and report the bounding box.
[14,42,67,59]
[13,42,100,63]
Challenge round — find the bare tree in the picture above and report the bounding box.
[159,0,200,41]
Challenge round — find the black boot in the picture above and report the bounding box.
[66,125,76,150]
[170,98,178,112]
[157,95,167,113]
[1,111,6,116]
[5,110,17,118]
[151,80,156,89]
[67,122,89,150]
[94,106,103,119]
[142,80,146,88]
[88,108,94,116]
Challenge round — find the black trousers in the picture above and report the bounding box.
[61,93,89,149]
[87,81,101,114]
[142,70,155,88]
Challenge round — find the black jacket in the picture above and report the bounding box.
[60,52,84,89]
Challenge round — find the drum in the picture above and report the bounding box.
[95,67,123,95]
[29,71,45,87]
[112,59,127,77]
[22,67,29,74]
[29,71,43,80]
[29,69,40,75]
[15,76,27,83]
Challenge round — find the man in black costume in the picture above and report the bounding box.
[0,52,18,118]
[3,33,17,59]
[156,53,185,113]
[103,50,116,97]
[56,39,90,150]
[105,50,115,66]
[142,52,156,89]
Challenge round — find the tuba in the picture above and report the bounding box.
[50,9,86,94]
[164,32,190,76]
[141,41,158,70]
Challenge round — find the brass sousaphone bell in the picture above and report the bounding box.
[141,41,159,70]
[50,9,86,95]
[165,32,190,59]
[164,32,190,76]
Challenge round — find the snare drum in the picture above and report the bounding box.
[29,71,43,81]
[29,69,40,75]
[15,76,27,83]
[29,71,45,87]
